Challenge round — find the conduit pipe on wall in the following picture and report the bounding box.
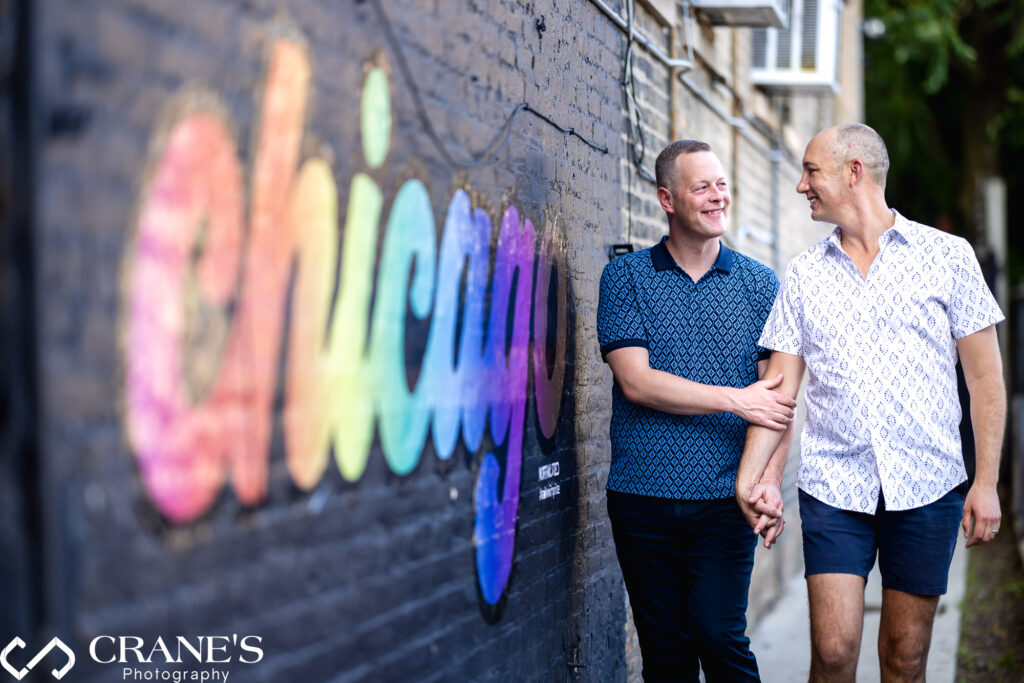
[769,140,781,271]
[588,0,695,72]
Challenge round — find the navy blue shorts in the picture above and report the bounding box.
[798,487,964,596]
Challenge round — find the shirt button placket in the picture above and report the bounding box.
[682,270,697,302]
[864,271,886,508]
[847,270,875,507]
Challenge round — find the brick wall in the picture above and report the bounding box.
[24,0,629,680]
[6,0,863,680]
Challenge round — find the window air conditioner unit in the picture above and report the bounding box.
[690,0,788,28]
[751,0,842,93]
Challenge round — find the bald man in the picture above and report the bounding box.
[735,123,1006,682]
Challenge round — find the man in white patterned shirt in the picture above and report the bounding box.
[735,123,1006,683]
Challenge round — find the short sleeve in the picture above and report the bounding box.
[947,239,1004,338]
[597,258,647,359]
[759,262,803,355]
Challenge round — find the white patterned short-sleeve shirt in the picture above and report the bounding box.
[760,211,1004,512]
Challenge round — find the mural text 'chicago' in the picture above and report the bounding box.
[122,38,568,609]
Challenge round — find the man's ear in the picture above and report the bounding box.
[848,159,864,187]
[657,186,674,214]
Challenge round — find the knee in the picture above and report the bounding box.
[692,610,748,654]
[698,629,746,660]
[694,626,757,679]
[812,633,860,676]
[880,635,928,679]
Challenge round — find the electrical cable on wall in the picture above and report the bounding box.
[369,0,607,170]
[620,0,657,250]
[621,0,655,186]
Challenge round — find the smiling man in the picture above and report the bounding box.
[597,140,795,681]
[736,123,1006,682]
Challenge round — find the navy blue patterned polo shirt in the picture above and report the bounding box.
[597,237,779,500]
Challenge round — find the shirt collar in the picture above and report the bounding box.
[826,209,916,253]
[886,209,916,244]
[651,236,733,274]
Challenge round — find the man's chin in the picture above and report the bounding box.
[809,208,829,223]
[701,218,727,234]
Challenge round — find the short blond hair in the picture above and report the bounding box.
[655,140,712,189]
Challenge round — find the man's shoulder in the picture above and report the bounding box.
[624,244,659,266]
[896,215,973,258]
[729,250,779,287]
[601,245,655,291]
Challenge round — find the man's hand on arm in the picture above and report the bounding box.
[729,373,797,430]
[735,352,805,542]
[956,325,1006,548]
[605,347,796,429]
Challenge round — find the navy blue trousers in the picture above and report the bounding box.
[607,491,760,682]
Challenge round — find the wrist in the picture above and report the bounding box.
[735,471,759,498]
[722,386,742,416]
[760,467,784,488]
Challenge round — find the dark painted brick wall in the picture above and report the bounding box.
[20,0,628,680]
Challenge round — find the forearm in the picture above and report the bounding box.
[736,425,786,497]
[760,422,795,486]
[735,351,804,496]
[969,370,1006,487]
[606,346,795,429]
[957,326,1007,488]
[617,366,739,416]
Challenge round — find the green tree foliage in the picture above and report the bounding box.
[864,0,1024,284]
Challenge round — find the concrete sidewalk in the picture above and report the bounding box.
[749,538,967,682]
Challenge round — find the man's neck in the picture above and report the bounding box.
[665,231,720,281]
[836,202,895,254]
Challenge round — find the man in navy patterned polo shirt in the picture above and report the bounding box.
[737,124,1005,682]
[597,140,797,682]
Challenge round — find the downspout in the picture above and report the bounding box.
[770,146,782,272]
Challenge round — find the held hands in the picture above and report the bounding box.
[732,374,796,431]
[738,481,785,549]
[962,483,1001,548]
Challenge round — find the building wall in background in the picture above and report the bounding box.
[31,0,624,680]
[12,0,861,680]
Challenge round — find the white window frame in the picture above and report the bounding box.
[751,0,843,94]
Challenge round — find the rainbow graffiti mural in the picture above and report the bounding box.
[122,38,569,609]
